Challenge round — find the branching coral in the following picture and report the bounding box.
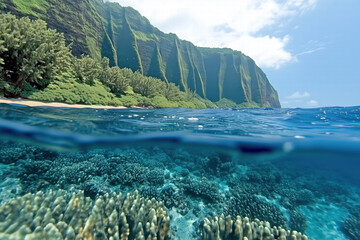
[201,214,308,240]
[181,177,221,202]
[0,189,171,239]
[225,193,287,228]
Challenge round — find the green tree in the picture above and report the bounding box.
[101,66,130,95]
[128,71,164,97]
[129,71,150,97]
[73,55,102,85]
[0,2,5,10]
[0,39,4,64]
[163,82,182,101]
[0,13,72,97]
[119,67,134,80]
[216,98,237,108]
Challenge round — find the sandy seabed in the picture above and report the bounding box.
[0,98,130,109]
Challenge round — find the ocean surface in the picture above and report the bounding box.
[0,103,359,239]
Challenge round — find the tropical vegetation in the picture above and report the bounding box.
[0,0,281,108]
[0,13,214,108]
[0,13,263,108]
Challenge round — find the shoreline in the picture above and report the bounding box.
[0,98,133,109]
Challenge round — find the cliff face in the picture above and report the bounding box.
[1,0,281,107]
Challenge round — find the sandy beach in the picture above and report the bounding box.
[0,98,129,109]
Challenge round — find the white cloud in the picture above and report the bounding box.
[281,98,319,108]
[110,0,317,69]
[281,91,319,108]
[294,40,326,58]
[282,90,319,108]
[307,99,319,107]
[286,91,310,99]
[295,47,325,57]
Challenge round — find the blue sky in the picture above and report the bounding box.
[112,0,360,107]
[266,0,360,108]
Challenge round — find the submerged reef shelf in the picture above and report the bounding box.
[0,140,359,239]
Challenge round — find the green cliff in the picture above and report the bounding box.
[1,0,280,107]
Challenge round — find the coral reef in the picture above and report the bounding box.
[2,142,360,240]
[225,192,287,228]
[288,210,307,233]
[181,177,221,203]
[201,153,236,177]
[0,189,171,239]
[201,214,308,240]
[343,215,360,240]
[156,186,189,213]
[6,148,166,193]
[140,185,191,216]
[342,206,360,240]
[0,142,58,165]
[81,176,112,198]
[227,165,287,200]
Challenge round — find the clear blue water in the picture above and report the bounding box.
[0,104,360,239]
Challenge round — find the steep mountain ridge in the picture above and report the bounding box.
[1,0,281,107]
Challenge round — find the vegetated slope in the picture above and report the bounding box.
[1,0,281,107]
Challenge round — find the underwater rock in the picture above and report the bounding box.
[0,189,171,239]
